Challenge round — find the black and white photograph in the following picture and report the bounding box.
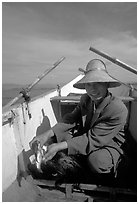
[2,1,137,202]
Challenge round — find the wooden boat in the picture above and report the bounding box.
[2,48,137,202]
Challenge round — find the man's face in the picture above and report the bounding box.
[85,82,108,101]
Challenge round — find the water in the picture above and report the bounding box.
[2,84,55,107]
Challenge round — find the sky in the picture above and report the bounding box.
[2,2,137,86]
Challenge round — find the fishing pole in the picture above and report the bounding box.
[3,56,65,111]
[89,46,137,75]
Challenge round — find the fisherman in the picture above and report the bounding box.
[30,59,128,178]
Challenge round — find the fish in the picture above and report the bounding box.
[31,140,47,172]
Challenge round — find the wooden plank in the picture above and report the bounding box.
[31,179,136,201]
[65,184,73,199]
[51,95,135,102]
[33,179,136,196]
[50,96,81,101]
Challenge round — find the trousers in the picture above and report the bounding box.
[87,147,120,174]
[52,123,121,174]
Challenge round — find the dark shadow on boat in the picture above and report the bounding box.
[36,109,51,136]
[16,108,52,185]
[115,129,137,189]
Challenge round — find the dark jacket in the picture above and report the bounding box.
[53,93,128,156]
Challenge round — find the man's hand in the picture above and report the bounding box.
[29,129,54,148]
[43,141,68,162]
[42,143,59,162]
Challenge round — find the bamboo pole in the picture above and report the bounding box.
[89,46,137,75]
[3,57,65,111]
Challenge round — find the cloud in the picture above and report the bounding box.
[2,29,137,85]
[2,2,137,85]
[92,31,137,67]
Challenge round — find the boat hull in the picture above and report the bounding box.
[2,76,137,201]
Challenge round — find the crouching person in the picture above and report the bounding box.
[30,59,128,183]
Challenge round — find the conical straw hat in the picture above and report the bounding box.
[73,59,121,89]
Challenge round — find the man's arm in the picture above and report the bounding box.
[30,129,54,148]
[63,105,81,124]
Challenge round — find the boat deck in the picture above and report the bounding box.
[3,175,136,202]
[33,179,137,202]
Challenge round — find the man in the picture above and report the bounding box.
[30,59,128,176]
